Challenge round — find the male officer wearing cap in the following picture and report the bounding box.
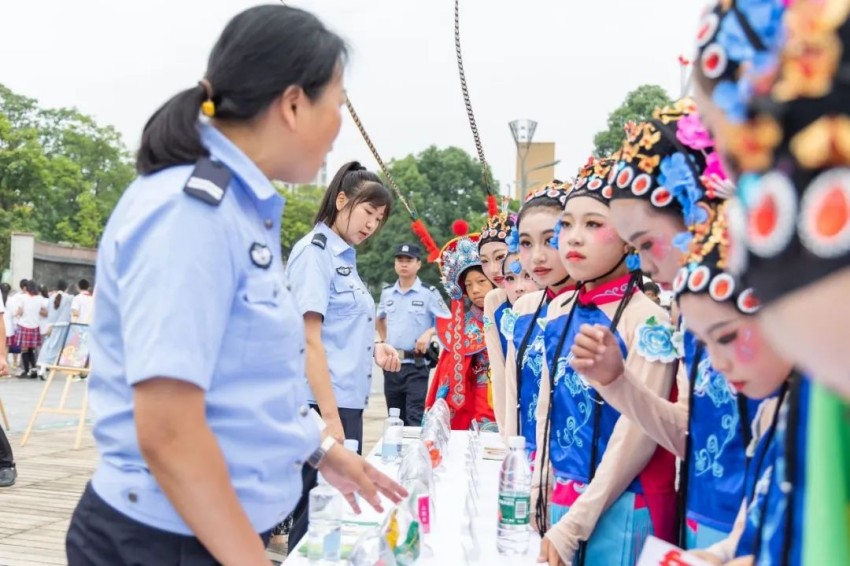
[376,243,449,426]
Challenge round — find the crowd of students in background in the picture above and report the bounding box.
[1,278,94,379]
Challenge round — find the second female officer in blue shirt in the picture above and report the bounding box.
[285,161,402,550]
[64,6,405,566]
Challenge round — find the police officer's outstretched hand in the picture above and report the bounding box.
[374,343,401,373]
[319,443,408,513]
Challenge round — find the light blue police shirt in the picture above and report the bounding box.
[286,222,376,409]
[88,124,321,535]
[377,278,448,363]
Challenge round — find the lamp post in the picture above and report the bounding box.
[509,119,538,198]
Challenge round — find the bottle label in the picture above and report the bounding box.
[499,494,531,526]
[417,494,431,534]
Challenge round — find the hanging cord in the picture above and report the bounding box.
[535,284,583,538]
[534,270,639,550]
[576,272,640,566]
[677,341,701,548]
[748,379,791,562]
[454,0,498,216]
[345,95,441,261]
[778,374,802,566]
[345,96,416,219]
[514,293,549,436]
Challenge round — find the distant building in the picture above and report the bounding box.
[7,232,96,288]
[514,142,557,201]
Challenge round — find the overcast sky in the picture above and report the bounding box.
[2,0,705,199]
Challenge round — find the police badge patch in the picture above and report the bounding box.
[336,266,352,276]
[250,243,272,269]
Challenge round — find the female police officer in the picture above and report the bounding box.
[284,161,402,550]
[65,6,405,565]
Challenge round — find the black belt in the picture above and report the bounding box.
[399,349,426,360]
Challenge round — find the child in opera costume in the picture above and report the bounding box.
[425,222,497,431]
[534,177,679,566]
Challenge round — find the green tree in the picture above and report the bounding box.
[592,85,672,157]
[0,83,135,268]
[274,182,325,256]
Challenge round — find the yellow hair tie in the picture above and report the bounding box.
[201,99,216,117]
[198,78,215,117]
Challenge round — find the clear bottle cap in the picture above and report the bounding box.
[389,408,401,418]
[344,439,359,452]
[508,436,526,450]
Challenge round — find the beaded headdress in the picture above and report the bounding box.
[478,212,515,249]
[570,156,617,205]
[721,0,850,304]
[438,222,483,301]
[673,200,760,314]
[695,0,786,124]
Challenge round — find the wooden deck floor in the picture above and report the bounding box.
[0,427,96,566]
[0,395,389,565]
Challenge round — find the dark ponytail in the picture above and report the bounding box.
[314,161,393,229]
[137,88,209,175]
[136,5,348,175]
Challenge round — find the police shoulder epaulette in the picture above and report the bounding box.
[428,285,439,292]
[182,158,231,206]
[383,284,393,290]
[311,233,327,249]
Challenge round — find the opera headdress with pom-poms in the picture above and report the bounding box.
[438,220,482,300]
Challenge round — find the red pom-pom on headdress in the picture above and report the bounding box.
[486,194,499,218]
[452,219,469,237]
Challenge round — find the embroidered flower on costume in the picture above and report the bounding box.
[483,314,494,331]
[773,31,841,102]
[717,11,758,62]
[659,152,706,225]
[637,153,661,174]
[550,219,562,249]
[499,308,518,341]
[676,112,715,151]
[635,316,684,363]
[789,115,850,170]
[506,229,520,253]
[437,384,449,399]
[713,80,748,124]
[723,115,782,173]
[673,231,695,253]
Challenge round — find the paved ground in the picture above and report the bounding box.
[0,372,393,565]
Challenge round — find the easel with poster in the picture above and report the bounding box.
[21,323,91,450]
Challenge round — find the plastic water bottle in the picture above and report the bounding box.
[382,408,404,463]
[307,472,342,564]
[497,435,532,555]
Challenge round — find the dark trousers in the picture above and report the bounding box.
[0,426,13,468]
[21,349,36,373]
[287,405,363,554]
[384,363,430,426]
[67,483,272,565]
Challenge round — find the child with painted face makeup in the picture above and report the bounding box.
[701,7,850,562]
[502,251,539,306]
[495,184,576,455]
[533,178,678,566]
[481,213,516,433]
[665,203,807,566]
[574,100,761,551]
